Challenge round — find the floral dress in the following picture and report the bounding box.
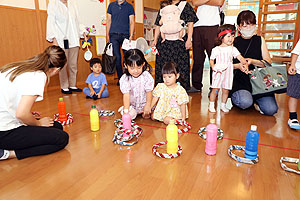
[152,83,189,121]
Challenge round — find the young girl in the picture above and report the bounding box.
[119,49,154,119]
[287,39,300,129]
[0,46,69,161]
[209,24,248,113]
[151,62,189,124]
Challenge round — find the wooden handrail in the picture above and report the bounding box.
[265,39,294,43]
[262,10,297,15]
[268,49,293,52]
[261,20,296,24]
[264,0,299,5]
[262,30,295,33]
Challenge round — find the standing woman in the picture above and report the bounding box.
[0,46,69,161]
[152,0,198,91]
[47,0,88,94]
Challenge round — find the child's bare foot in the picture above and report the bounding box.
[143,113,150,119]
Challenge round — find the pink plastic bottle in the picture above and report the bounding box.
[205,119,218,155]
[122,109,131,137]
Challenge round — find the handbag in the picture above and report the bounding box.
[102,43,116,74]
[249,60,287,98]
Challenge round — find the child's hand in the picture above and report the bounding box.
[97,93,101,99]
[90,90,96,96]
[288,65,297,75]
[143,105,151,119]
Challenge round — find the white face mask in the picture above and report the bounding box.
[239,26,256,38]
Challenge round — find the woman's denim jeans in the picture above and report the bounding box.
[231,90,278,116]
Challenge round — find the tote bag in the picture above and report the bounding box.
[102,43,116,74]
[249,60,287,98]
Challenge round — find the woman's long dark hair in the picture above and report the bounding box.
[123,49,151,76]
[0,45,66,82]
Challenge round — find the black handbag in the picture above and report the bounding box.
[102,43,116,74]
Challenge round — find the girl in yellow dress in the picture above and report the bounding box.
[151,62,189,124]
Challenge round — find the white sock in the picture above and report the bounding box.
[221,103,229,113]
[69,87,77,89]
[209,102,216,113]
[0,150,10,160]
[62,88,69,91]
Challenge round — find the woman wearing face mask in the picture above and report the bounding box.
[230,10,278,116]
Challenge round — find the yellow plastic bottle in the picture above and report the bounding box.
[166,119,178,154]
[90,105,99,131]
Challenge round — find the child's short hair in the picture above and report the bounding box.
[162,61,184,85]
[215,24,236,46]
[123,49,151,76]
[162,61,179,75]
[89,58,102,68]
[160,0,169,8]
[237,10,256,26]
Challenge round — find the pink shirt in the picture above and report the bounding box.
[120,71,154,113]
[210,46,240,71]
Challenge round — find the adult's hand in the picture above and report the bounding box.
[288,65,297,75]
[53,38,58,46]
[39,117,54,127]
[152,40,157,47]
[185,39,192,50]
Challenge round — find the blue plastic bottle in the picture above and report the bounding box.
[245,125,259,160]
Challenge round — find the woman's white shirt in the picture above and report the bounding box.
[46,0,87,48]
[0,71,46,131]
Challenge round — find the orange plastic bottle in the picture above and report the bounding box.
[57,98,67,122]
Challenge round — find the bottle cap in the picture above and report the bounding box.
[169,119,175,124]
[59,97,63,101]
[210,119,216,124]
[91,105,96,109]
[251,125,257,131]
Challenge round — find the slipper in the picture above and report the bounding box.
[0,149,10,160]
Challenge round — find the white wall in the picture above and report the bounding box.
[0,0,35,9]
[135,0,143,23]
[39,0,47,10]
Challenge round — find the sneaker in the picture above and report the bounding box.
[92,94,99,100]
[187,87,201,93]
[61,89,72,94]
[208,104,216,113]
[288,119,300,129]
[0,149,10,160]
[254,104,264,114]
[221,105,229,113]
[69,87,82,92]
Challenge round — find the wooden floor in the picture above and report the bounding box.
[0,70,300,200]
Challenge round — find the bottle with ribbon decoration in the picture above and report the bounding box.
[57,98,67,123]
[90,105,99,131]
[205,119,218,155]
[122,109,131,137]
[245,125,259,160]
[166,119,178,154]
